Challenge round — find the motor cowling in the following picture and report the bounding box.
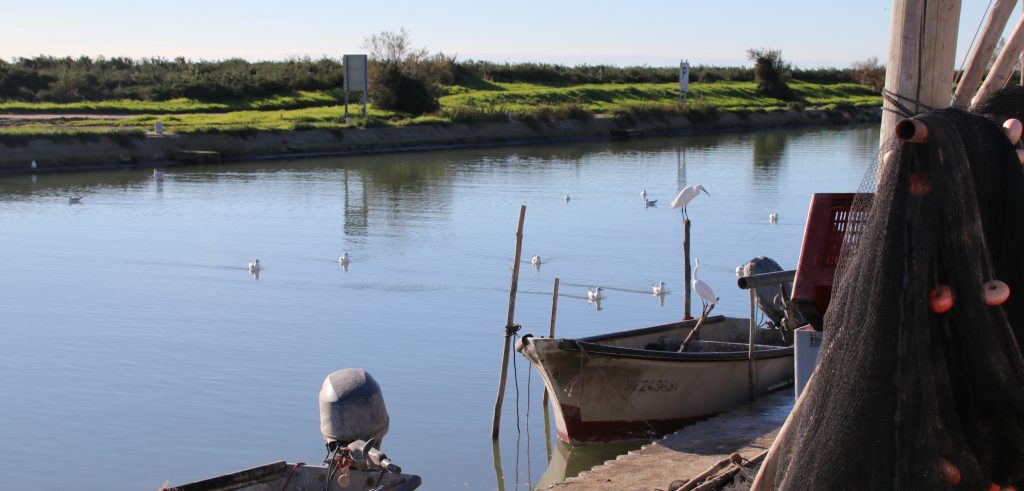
[319,368,390,448]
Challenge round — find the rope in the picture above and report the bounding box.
[954,0,995,84]
[882,88,933,119]
[279,462,305,491]
[570,340,660,436]
[512,331,521,435]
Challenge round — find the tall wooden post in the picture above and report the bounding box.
[974,14,1024,106]
[492,205,526,439]
[952,0,1016,107]
[880,0,961,149]
[542,277,560,408]
[684,219,692,320]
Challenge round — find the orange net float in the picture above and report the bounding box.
[930,285,955,314]
[936,457,961,486]
[984,280,1011,306]
[910,173,932,196]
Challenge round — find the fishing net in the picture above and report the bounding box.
[765,93,1024,490]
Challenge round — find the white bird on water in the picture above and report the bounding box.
[339,252,350,265]
[153,169,165,179]
[564,194,570,203]
[652,281,666,295]
[769,212,778,224]
[68,195,82,205]
[672,185,710,220]
[531,255,541,265]
[644,198,657,207]
[640,189,647,200]
[31,160,37,170]
[248,259,261,272]
[587,287,603,301]
[692,257,718,310]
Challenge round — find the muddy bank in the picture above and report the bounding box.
[0,107,881,174]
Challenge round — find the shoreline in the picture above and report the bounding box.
[0,106,881,175]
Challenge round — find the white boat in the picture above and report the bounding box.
[516,315,793,444]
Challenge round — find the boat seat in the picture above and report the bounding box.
[791,193,869,330]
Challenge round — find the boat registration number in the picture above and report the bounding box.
[624,379,678,393]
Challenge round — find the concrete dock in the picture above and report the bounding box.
[541,389,793,490]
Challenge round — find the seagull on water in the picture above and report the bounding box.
[31,160,37,170]
[68,196,82,205]
[652,281,666,295]
[587,287,603,301]
[769,212,778,224]
[644,198,657,207]
[564,194,570,203]
[531,255,541,266]
[640,189,647,200]
[248,259,261,272]
[672,185,710,220]
[339,252,350,265]
[153,169,165,179]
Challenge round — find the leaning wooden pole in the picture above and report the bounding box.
[953,0,1017,107]
[542,277,560,408]
[683,219,692,320]
[491,205,527,439]
[880,0,961,150]
[974,13,1024,107]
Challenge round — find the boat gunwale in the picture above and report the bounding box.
[553,338,793,362]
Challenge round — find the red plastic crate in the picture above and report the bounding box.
[792,193,869,330]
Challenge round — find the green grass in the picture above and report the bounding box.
[0,80,881,136]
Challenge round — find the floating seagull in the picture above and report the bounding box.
[768,212,778,224]
[644,198,657,207]
[672,185,710,220]
[531,255,541,265]
[31,160,37,170]
[587,287,603,301]
[652,281,666,295]
[564,194,570,203]
[248,259,261,272]
[339,251,350,265]
[153,169,165,179]
[68,196,82,205]
[640,189,647,200]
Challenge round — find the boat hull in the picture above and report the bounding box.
[517,316,794,444]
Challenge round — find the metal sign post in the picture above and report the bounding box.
[343,54,369,119]
[679,60,690,107]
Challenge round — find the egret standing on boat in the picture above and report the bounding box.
[692,257,718,311]
[672,185,710,220]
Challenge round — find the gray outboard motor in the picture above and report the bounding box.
[737,256,805,330]
[319,368,390,450]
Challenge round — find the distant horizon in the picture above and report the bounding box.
[0,1,1015,71]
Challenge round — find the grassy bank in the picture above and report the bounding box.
[0,79,880,136]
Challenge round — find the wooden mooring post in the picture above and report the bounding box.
[684,219,692,320]
[542,277,560,408]
[491,205,526,439]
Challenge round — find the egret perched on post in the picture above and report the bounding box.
[692,257,718,311]
[672,185,710,220]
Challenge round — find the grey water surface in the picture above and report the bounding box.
[0,124,878,489]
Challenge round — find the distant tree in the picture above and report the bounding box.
[362,28,442,115]
[851,56,885,91]
[747,48,795,101]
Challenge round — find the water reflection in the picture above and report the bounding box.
[535,439,646,489]
[752,131,789,172]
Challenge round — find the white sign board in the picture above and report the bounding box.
[679,60,690,93]
[343,54,369,117]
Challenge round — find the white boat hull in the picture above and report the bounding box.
[517,316,794,444]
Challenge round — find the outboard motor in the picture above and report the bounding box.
[737,256,805,331]
[319,368,390,451]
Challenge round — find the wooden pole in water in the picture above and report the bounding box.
[880,0,961,150]
[542,277,560,408]
[684,219,692,320]
[974,14,1024,107]
[748,288,757,402]
[952,0,1016,107]
[492,205,527,440]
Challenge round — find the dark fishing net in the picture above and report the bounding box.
[767,95,1024,490]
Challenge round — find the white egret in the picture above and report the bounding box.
[68,196,82,205]
[692,257,718,310]
[248,259,261,272]
[652,281,665,295]
[339,252,350,265]
[587,287,603,301]
[671,185,710,220]
[769,212,778,224]
[640,189,647,200]
[531,255,541,265]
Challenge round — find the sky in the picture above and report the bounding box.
[0,1,1015,68]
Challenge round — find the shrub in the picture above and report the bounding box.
[747,48,795,101]
[370,64,439,115]
[851,57,885,91]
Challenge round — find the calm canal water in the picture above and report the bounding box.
[0,125,879,489]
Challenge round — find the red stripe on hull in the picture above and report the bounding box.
[558,404,715,444]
